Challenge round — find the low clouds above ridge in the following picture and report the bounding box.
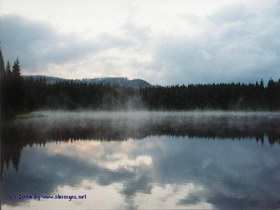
[0,0,279,84]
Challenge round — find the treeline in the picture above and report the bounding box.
[142,81,280,110]
[22,78,142,110]
[0,49,280,118]
[20,79,280,111]
[0,50,24,118]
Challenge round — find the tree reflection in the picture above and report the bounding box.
[1,112,280,175]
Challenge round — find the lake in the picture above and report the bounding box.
[1,111,280,209]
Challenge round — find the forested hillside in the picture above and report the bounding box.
[1,49,279,118]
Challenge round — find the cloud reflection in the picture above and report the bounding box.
[2,135,280,209]
[1,111,280,209]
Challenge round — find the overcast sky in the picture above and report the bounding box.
[0,0,279,85]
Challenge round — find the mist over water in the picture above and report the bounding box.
[1,111,280,209]
[6,110,280,142]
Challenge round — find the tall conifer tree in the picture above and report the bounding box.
[0,49,5,80]
[12,58,21,79]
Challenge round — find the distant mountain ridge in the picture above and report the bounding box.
[23,75,153,88]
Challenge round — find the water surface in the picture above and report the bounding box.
[1,111,280,209]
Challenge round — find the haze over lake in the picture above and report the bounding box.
[1,0,280,209]
[1,111,280,209]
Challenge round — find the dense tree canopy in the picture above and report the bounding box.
[0,49,279,119]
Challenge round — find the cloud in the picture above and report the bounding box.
[148,1,280,84]
[0,0,280,84]
[0,15,134,73]
[123,22,152,42]
[210,4,254,23]
[0,15,93,71]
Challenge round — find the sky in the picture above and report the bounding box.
[0,0,279,85]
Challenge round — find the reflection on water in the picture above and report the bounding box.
[1,111,280,209]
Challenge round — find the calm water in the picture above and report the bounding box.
[1,111,280,209]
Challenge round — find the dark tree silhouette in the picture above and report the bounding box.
[6,61,11,76]
[0,49,6,118]
[0,49,5,79]
[0,52,25,118]
[0,48,279,119]
[12,59,21,78]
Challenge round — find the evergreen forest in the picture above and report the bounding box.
[1,49,279,119]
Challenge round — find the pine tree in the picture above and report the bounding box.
[0,49,5,80]
[9,58,24,113]
[12,58,21,79]
[6,61,11,77]
[260,79,264,89]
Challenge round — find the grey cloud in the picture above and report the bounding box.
[1,1,280,85]
[123,22,152,42]
[207,194,258,209]
[210,4,254,23]
[97,33,135,49]
[177,192,203,205]
[0,15,97,71]
[149,3,280,85]
[0,15,134,72]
